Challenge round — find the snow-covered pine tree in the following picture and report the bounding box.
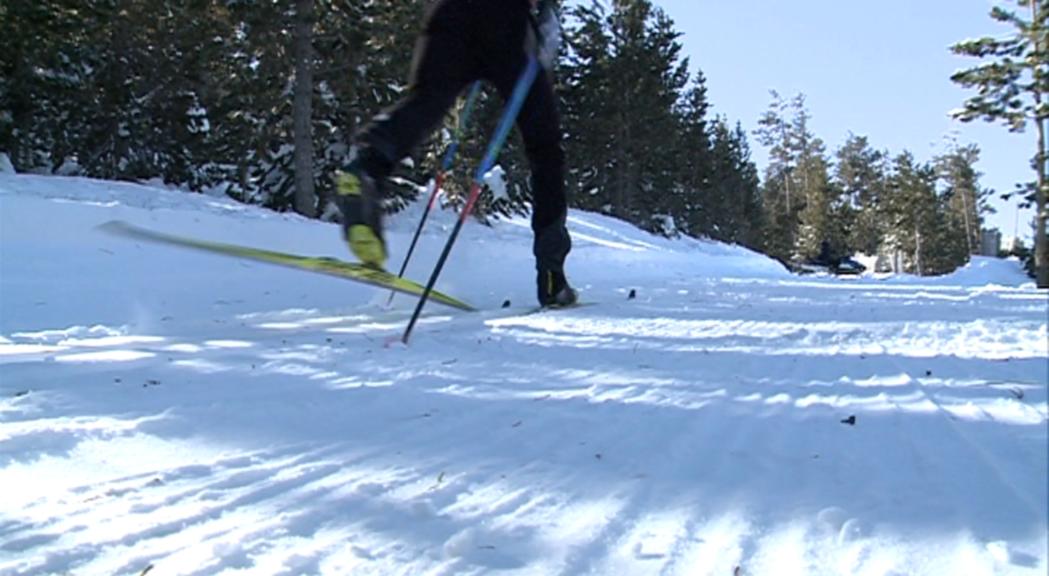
[755,91,799,263]
[935,141,993,257]
[562,0,691,235]
[562,1,616,215]
[212,0,424,216]
[438,84,531,222]
[835,134,888,257]
[786,95,841,265]
[951,0,1048,287]
[702,118,762,246]
[673,73,714,238]
[636,6,692,235]
[756,92,840,265]
[58,1,215,187]
[728,122,764,250]
[332,0,429,214]
[882,151,965,276]
[0,0,88,172]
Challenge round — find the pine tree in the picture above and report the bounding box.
[674,73,714,237]
[140,0,234,189]
[562,0,691,234]
[794,147,835,260]
[209,0,295,208]
[755,92,836,264]
[292,0,317,217]
[754,91,798,263]
[756,92,798,210]
[638,5,692,233]
[882,152,964,275]
[834,134,887,256]
[0,0,93,172]
[2,0,765,246]
[19,0,232,188]
[951,0,1048,287]
[936,141,993,256]
[730,122,764,250]
[213,0,425,216]
[700,118,761,247]
[562,0,616,215]
[336,0,431,212]
[74,1,164,182]
[789,95,839,263]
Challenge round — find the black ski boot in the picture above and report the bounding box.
[334,159,386,269]
[537,269,577,308]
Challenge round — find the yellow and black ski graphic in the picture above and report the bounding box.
[100,221,475,312]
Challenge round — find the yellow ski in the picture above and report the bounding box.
[100,221,475,312]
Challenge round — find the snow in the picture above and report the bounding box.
[484,165,510,203]
[904,255,1034,288]
[1,173,1047,575]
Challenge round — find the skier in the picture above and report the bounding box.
[334,0,576,307]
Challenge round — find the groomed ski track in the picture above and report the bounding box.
[1,174,1046,575]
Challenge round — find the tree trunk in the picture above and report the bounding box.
[615,121,624,217]
[292,0,316,218]
[959,180,974,255]
[1034,0,1048,288]
[10,55,31,171]
[614,104,630,219]
[915,222,924,276]
[1035,114,1047,287]
[104,4,131,179]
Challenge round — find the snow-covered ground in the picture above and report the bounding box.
[1,173,1046,576]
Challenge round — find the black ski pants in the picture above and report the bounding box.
[357,0,570,273]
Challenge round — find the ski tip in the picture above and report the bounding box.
[97,220,130,234]
[98,220,150,239]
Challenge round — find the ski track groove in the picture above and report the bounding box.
[883,352,1046,529]
[1,262,1045,574]
[7,444,355,571]
[15,461,344,575]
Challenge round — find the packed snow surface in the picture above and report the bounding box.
[1,173,1046,575]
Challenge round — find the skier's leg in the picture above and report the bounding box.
[480,6,573,305]
[517,73,575,306]
[355,3,477,174]
[513,69,570,275]
[337,0,477,267]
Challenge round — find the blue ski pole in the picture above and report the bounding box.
[388,81,483,306]
[402,56,542,343]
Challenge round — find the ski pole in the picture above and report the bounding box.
[388,81,483,307]
[402,56,542,343]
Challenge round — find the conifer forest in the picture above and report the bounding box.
[2,0,1046,282]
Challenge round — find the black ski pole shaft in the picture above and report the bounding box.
[402,57,541,343]
[387,82,483,307]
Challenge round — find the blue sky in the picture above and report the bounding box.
[643,0,1037,241]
